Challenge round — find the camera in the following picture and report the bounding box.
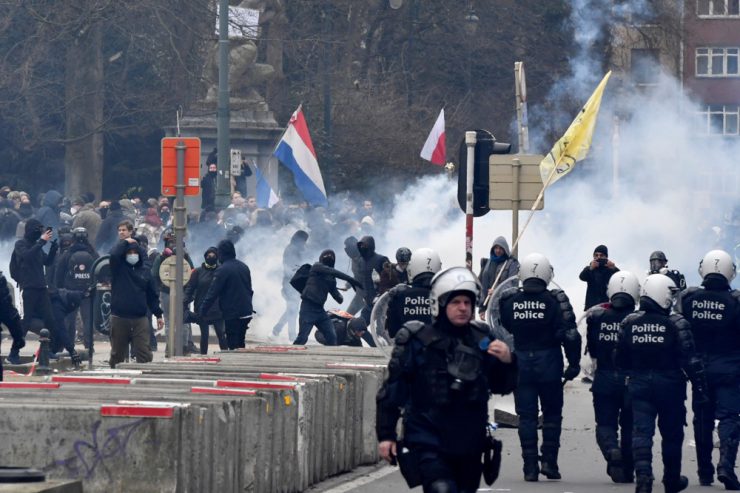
[597,258,608,266]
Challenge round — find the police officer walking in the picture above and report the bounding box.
[648,251,686,291]
[376,267,517,492]
[498,253,581,481]
[677,250,740,489]
[616,274,708,493]
[585,271,640,483]
[384,248,441,339]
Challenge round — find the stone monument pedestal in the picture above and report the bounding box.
[164,100,283,212]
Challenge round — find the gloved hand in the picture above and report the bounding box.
[68,348,82,368]
[562,365,580,382]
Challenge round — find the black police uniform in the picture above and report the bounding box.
[616,297,707,492]
[585,297,634,482]
[498,279,580,480]
[385,272,434,339]
[677,275,740,487]
[376,316,517,492]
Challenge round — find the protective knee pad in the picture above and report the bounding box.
[428,479,456,493]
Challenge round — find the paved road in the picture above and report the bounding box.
[310,380,713,493]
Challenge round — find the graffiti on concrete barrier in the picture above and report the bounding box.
[48,418,153,480]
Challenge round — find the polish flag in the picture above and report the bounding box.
[420,109,446,165]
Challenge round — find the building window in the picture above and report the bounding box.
[696,47,740,76]
[697,0,740,16]
[631,49,660,85]
[696,104,740,136]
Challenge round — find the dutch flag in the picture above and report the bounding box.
[254,164,279,208]
[273,106,328,207]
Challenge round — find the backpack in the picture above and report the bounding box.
[66,249,95,290]
[9,249,21,284]
[289,263,312,293]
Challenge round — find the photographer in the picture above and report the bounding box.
[579,244,619,310]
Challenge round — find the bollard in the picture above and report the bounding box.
[36,329,52,376]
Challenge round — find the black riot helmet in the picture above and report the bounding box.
[649,250,667,273]
[72,227,88,243]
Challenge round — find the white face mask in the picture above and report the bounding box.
[125,254,139,265]
[70,206,79,215]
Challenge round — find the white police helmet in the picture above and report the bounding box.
[607,271,641,303]
[641,274,677,310]
[698,249,736,282]
[406,248,442,281]
[429,267,481,317]
[518,253,554,285]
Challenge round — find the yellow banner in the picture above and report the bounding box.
[539,71,611,186]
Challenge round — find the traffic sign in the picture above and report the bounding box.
[489,154,545,210]
[161,137,201,196]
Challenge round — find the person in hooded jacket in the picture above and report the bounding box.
[95,200,126,252]
[201,163,218,211]
[343,236,366,316]
[585,271,641,484]
[357,236,389,322]
[478,236,520,320]
[109,237,164,367]
[272,230,309,341]
[35,189,62,242]
[198,239,253,350]
[293,250,361,345]
[185,247,228,354]
[7,219,58,364]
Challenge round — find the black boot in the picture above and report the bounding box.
[718,442,740,490]
[635,475,653,493]
[605,448,629,483]
[662,475,688,493]
[523,457,539,482]
[540,454,561,480]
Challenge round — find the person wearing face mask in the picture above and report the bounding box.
[198,239,253,349]
[293,249,361,346]
[108,236,164,368]
[356,236,389,324]
[6,219,59,365]
[201,163,218,211]
[184,247,227,354]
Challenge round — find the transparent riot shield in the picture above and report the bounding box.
[368,291,392,354]
[484,275,519,351]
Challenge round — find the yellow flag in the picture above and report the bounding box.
[539,71,611,186]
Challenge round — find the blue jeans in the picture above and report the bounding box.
[294,300,336,345]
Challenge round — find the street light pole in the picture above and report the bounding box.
[216,0,231,209]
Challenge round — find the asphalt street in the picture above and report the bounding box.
[310,379,715,493]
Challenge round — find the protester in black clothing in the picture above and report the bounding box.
[585,271,641,484]
[233,157,253,198]
[343,236,366,316]
[272,230,309,340]
[35,190,62,241]
[95,200,125,252]
[109,237,164,367]
[201,163,218,211]
[315,315,367,347]
[0,272,24,378]
[198,240,253,350]
[616,274,708,493]
[356,236,388,323]
[499,253,581,482]
[677,250,740,489]
[7,219,58,364]
[293,250,361,345]
[376,266,517,492]
[579,244,619,310]
[185,247,227,354]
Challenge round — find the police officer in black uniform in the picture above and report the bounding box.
[586,271,640,483]
[498,252,581,481]
[648,251,686,292]
[376,266,517,492]
[616,274,708,493]
[677,249,740,489]
[384,248,442,339]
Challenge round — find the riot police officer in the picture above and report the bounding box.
[498,253,581,481]
[384,248,442,339]
[648,251,686,291]
[616,274,708,493]
[376,267,517,492]
[677,250,740,489]
[586,271,640,483]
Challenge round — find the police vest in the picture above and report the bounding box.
[500,290,559,351]
[621,311,680,372]
[682,288,739,355]
[586,306,632,369]
[386,285,432,338]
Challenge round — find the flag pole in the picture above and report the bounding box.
[465,131,476,270]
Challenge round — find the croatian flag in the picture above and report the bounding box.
[254,164,279,208]
[420,109,446,165]
[273,106,328,207]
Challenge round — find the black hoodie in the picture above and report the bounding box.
[109,239,163,319]
[199,240,253,320]
[13,218,57,289]
[356,236,388,305]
